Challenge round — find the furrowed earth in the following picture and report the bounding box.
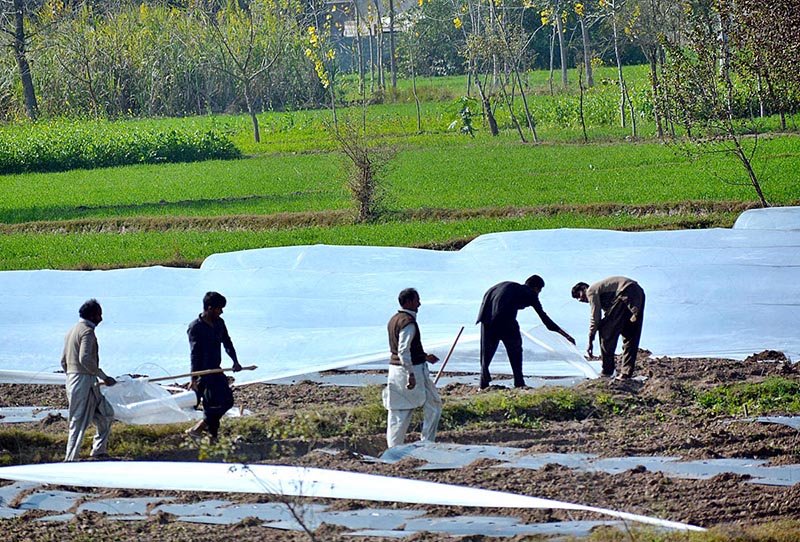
[2,351,800,541]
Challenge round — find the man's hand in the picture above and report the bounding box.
[406,372,416,390]
[232,362,243,372]
[426,353,439,364]
[103,376,116,387]
[586,334,595,359]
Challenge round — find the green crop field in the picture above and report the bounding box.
[1,67,798,271]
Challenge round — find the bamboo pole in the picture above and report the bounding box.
[434,326,464,386]
[98,365,257,385]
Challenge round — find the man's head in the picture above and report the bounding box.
[79,299,102,325]
[571,282,590,303]
[524,274,545,293]
[203,291,227,319]
[398,287,421,311]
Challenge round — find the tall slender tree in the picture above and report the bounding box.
[1,0,39,119]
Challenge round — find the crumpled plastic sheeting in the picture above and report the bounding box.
[101,376,199,425]
[0,370,201,425]
[0,461,706,532]
[0,206,798,384]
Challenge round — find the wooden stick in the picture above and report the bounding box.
[434,326,464,386]
[98,365,257,385]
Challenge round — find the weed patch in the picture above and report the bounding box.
[697,377,800,416]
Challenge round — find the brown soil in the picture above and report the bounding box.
[2,352,800,541]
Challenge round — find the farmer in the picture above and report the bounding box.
[61,299,117,461]
[185,291,242,440]
[383,287,442,448]
[477,275,575,389]
[571,276,645,380]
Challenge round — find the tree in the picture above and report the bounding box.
[595,0,635,132]
[660,0,770,207]
[626,0,685,138]
[1,0,39,119]
[195,0,295,143]
[452,0,499,136]
[305,0,339,127]
[732,0,800,130]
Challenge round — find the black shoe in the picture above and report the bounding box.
[599,372,614,378]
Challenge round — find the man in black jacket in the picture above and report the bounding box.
[477,275,575,389]
[185,291,242,440]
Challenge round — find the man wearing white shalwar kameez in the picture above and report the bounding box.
[382,288,442,448]
[61,299,117,462]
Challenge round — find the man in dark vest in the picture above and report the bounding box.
[477,275,575,389]
[382,287,442,448]
[571,276,645,380]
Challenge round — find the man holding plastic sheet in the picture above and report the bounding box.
[61,299,117,461]
[383,288,442,448]
[571,276,645,380]
[185,291,242,440]
[477,275,575,389]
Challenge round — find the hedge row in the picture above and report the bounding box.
[0,122,242,175]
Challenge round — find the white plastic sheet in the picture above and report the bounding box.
[100,376,199,425]
[0,207,798,384]
[0,461,706,532]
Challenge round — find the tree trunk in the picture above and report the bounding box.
[12,0,38,120]
[555,3,568,89]
[499,82,526,142]
[732,136,768,207]
[648,49,664,138]
[244,84,260,143]
[579,15,593,88]
[409,45,421,132]
[514,68,537,142]
[388,0,396,89]
[548,24,555,95]
[611,15,626,127]
[474,75,498,136]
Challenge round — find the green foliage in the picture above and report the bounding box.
[441,388,599,430]
[0,120,241,174]
[0,428,64,465]
[697,378,800,416]
[447,96,479,136]
[109,423,187,458]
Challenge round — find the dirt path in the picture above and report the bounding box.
[2,352,800,540]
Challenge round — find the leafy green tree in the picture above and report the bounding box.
[194,0,298,143]
[660,0,770,207]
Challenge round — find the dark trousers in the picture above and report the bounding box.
[599,285,645,377]
[198,373,234,438]
[480,320,525,388]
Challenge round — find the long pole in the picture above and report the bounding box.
[98,365,257,385]
[434,326,464,386]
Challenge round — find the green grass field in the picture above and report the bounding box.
[1,67,798,271]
